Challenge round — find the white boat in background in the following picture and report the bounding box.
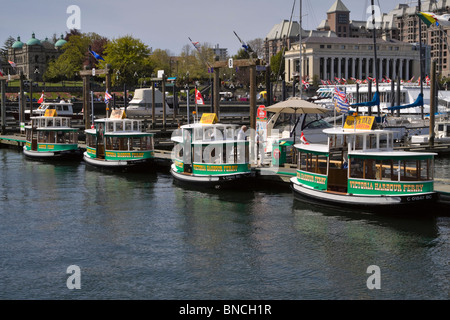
[122,88,173,117]
[411,120,450,144]
[314,83,450,142]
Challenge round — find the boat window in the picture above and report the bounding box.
[87,134,97,147]
[115,122,124,132]
[194,142,248,164]
[57,131,65,143]
[55,118,61,127]
[299,152,327,174]
[105,122,113,132]
[125,121,132,131]
[400,159,433,181]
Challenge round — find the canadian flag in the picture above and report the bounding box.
[195,88,204,105]
[37,91,44,103]
[300,132,309,144]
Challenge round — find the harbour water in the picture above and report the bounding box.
[0,148,449,300]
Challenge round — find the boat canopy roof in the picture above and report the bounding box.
[28,116,75,129]
[349,150,436,159]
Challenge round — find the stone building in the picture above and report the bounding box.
[263,20,336,64]
[382,0,450,77]
[285,37,421,83]
[7,33,66,81]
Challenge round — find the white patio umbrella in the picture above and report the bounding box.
[265,97,329,114]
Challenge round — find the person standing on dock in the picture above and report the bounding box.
[237,125,248,140]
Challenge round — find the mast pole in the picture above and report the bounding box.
[418,0,425,119]
[371,0,380,117]
[299,0,302,98]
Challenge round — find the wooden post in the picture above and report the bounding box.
[152,81,155,129]
[1,80,5,134]
[162,73,166,130]
[29,79,33,116]
[265,65,272,106]
[213,67,220,119]
[429,59,436,148]
[249,65,256,130]
[82,71,90,129]
[19,71,25,126]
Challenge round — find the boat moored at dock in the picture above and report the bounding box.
[23,111,81,160]
[290,115,439,210]
[170,114,253,189]
[83,110,155,171]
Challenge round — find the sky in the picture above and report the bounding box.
[1,0,415,56]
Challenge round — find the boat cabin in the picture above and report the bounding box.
[172,122,250,176]
[24,115,78,153]
[295,115,435,197]
[34,102,74,116]
[85,118,154,161]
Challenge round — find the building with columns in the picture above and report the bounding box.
[285,37,421,83]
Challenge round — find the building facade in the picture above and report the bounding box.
[7,33,66,81]
[285,37,420,83]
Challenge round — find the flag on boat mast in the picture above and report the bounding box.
[300,132,309,145]
[105,90,112,104]
[195,88,204,105]
[37,91,44,104]
[89,46,105,61]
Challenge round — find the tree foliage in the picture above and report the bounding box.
[43,32,106,82]
[100,35,152,86]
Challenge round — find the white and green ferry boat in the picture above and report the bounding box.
[290,115,438,209]
[171,115,253,189]
[23,115,80,160]
[83,114,155,171]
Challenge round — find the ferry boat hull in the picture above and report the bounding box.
[290,177,438,210]
[83,152,154,171]
[170,164,253,189]
[23,146,82,160]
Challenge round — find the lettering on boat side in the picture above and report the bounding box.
[349,180,427,194]
[179,304,272,317]
[366,265,381,290]
[66,265,81,290]
[298,172,326,185]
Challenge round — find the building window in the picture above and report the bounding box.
[320,45,324,48]
[354,45,359,50]
[327,45,332,49]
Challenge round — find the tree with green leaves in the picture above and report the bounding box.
[99,35,152,86]
[1,36,15,62]
[44,32,106,82]
[270,49,285,82]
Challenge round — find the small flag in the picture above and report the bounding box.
[0,69,3,77]
[105,90,112,104]
[300,132,309,145]
[426,76,430,85]
[195,88,204,105]
[334,87,350,113]
[8,60,16,68]
[37,91,44,103]
[302,80,310,89]
[89,46,105,61]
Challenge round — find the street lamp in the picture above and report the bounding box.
[34,67,39,82]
